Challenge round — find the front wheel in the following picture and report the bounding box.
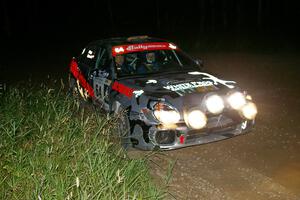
[115,108,132,150]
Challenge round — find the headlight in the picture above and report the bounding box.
[227,92,246,110]
[241,102,257,120]
[153,102,180,124]
[206,94,224,114]
[185,110,207,129]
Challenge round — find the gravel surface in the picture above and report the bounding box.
[3,51,300,199]
[147,52,300,200]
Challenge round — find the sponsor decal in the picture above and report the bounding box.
[112,42,176,56]
[112,81,134,98]
[126,43,167,51]
[163,81,213,91]
[114,47,124,53]
[188,71,236,89]
[188,71,202,75]
[93,71,111,102]
[70,58,95,97]
[168,43,177,49]
[241,121,247,130]
[133,90,144,98]
[87,50,95,59]
[93,70,109,78]
[146,79,157,84]
[93,77,106,99]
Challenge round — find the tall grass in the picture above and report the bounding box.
[0,83,164,199]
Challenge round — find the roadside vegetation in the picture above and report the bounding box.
[0,82,165,199]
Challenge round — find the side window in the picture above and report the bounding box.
[95,48,109,70]
[80,45,98,68]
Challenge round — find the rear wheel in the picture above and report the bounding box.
[68,75,90,101]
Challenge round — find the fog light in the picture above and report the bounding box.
[241,102,257,120]
[155,130,176,145]
[154,110,180,124]
[186,110,207,129]
[153,102,180,124]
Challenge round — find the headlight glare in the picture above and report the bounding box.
[186,110,207,129]
[206,94,224,114]
[241,102,257,120]
[228,92,246,110]
[153,102,180,124]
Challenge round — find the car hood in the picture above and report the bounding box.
[118,71,237,98]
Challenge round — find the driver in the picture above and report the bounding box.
[137,51,159,74]
[115,54,135,75]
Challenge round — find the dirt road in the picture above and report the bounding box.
[2,50,300,199]
[149,53,300,199]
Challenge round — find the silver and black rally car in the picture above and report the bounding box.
[68,36,257,150]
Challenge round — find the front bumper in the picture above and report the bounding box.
[148,115,255,150]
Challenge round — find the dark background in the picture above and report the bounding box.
[1,2,300,197]
[1,0,300,47]
[0,0,300,83]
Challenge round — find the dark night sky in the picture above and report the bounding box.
[1,1,299,38]
[0,0,299,54]
[0,0,299,83]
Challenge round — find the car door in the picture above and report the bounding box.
[91,46,112,110]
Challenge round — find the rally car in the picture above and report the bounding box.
[68,36,257,150]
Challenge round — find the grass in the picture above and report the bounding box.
[0,82,165,199]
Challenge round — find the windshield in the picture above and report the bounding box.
[114,49,198,77]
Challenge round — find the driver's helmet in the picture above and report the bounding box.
[115,55,124,66]
[145,52,156,64]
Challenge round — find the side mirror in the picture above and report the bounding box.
[195,59,204,69]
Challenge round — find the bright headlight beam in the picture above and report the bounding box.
[206,94,224,114]
[242,102,257,120]
[153,102,180,124]
[154,110,180,124]
[228,92,246,110]
[186,110,207,129]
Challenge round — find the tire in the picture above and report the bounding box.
[68,75,90,102]
[115,108,132,150]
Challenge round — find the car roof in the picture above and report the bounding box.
[88,36,170,47]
